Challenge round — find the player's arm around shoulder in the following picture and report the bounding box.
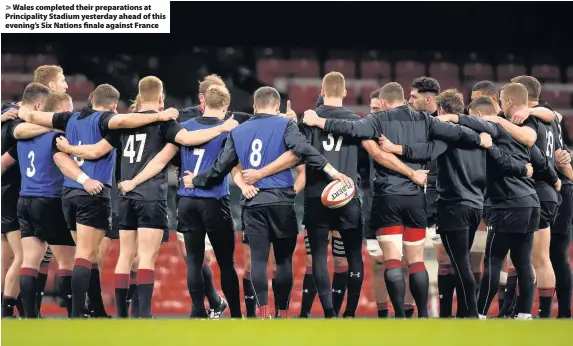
[1,150,17,175]
[55,134,116,160]
[485,115,536,147]
[107,107,179,129]
[175,116,238,146]
[12,118,53,140]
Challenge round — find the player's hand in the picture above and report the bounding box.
[511,108,530,125]
[240,185,259,199]
[221,115,239,132]
[182,170,195,188]
[525,163,533,178]
[118,180,137,194]
[157,108,179,121]
[55,136,72,153]
[409,169,429,186]
[241,169,263,185]
[283,100,297,121]
[84,178,104,195]
[555,178,562,192]
[378,135,398,154]
[331,172,353,187]
[436,114,454,122]
[302,110,320,126]
[1,109,18,122]
[556,149,571,166]
[479,133,493,149]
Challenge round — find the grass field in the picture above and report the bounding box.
[2,319,572,346]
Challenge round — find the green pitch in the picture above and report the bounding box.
[2,319,571,346]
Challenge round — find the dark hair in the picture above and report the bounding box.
[411,76,440,95]
[472,80,498,97]
[468,96,496,115]
[510,75,541,101]
[370,88,382,99]
[254,86,281,109]
[92,84,120,108]
[21,82,52,105]
[437,89,464,114]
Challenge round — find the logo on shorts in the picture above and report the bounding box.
[349,272,361,278]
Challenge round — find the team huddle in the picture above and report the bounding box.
[1,65,572,320]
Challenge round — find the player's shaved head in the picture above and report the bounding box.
[199,74,225,95]
[21,82,52,105]
[322,72,346,98]
[138,76,164,103]
[379,82,404,104]
[204,85,230,110]
[92,84,120,108]
[253,87,281,113]
[500,83,528,106]
[510,75,541,101]
[43,92,73,112]
[437,89,464,114]
[468,96,497,116]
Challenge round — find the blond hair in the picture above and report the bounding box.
[322,72,346,98]
[204,85,230,110]
[199,74,225,95]
[138,76,163,103]
[379,82,404,103]
[33,65,63,87]
[500,82,528,106]
[43,92,72,112]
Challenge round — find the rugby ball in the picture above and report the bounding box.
[321,180,355,209]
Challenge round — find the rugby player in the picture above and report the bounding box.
[303,81,490,318]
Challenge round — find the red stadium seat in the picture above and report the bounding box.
[567,66,573,83]
[563,116,573,143]
[463,62,494,82]
[531,64,561,83]
[288,59,320,78]
[288,84,320,113]
[1,54,25,72]
[324,59,355,78]
[26,54,59,72]
[256,58,289,85]
[360,60,391,79]
[344,84,358,105]
[1,80,26,96]
[496,64,526,82]
[541,91,571,109]
[361,85,379,105]
[429,62,459,84]
[67,80,94,99]
[395,60,425,85]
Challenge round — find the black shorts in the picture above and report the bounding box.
[62,195,111,231]
[553,184,573,235]
[369,192,426,232]
[107,211,120,240]
[17,197,75,246]
[426,188,438,227]
[1,187,20,234]
[303,197,362,231]
[117,198,168,230]
[162,230,170,243]
[240,208,249,245]
[177,196,233,234]
[483,207,540,234]
[243,205,298,239]
[436,203,482,234]
[360,187,375,239]
[539,201,560,230]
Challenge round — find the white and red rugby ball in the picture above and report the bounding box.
[321,180,355,209]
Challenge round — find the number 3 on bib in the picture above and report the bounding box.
[249,139,263,167]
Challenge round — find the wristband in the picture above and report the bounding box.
[323,165,339,177]
[77,173,90,185]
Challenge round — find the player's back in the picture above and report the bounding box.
[525,115,560,201]
[118,111,178,200]
[231,114,294,189]
[179,117,229,198]
[1,106,21,193]
[300,105,361,198]
[17,131,63,198]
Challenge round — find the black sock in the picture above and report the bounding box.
[243,274,256,318]
[497,284,506,314]
[272,277,278,318]
[377,302,390,318]
[20,268,39,318]
[1,296,17,317]
[384,259,406,317]
[87,264,107,317]
[498,271,517,317]
[136,269,154,318]
[202,263,221,309]
[15,293,24,317]
[56,270,73,318]
[332,267,348,316]
[126,270,137,316]
[130,286,140,318]
[473,272,482,297]
[343,267,364,318]
[405,305,415,318]
[114,273,129,318]
[408,262,429,318]
[71,258,91,318]
[538,288,554,318]
[437,264,456,318]
[550,232,572,318]
[35,269,49,316]
[299,270,317,317]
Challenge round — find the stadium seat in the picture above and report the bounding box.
[542,90,571,109]
[395,60,425,86]
[496,63,527,82]
[344,84,358,105]
[531,64,561,83]
[288,84,320,112]
[324,59,356,78]
[67,80,94,99]
[567,66,573,83]
[1,54,26,72]
[361,85,379,105]
[462,62,494,82]
[1,80,26,96]
[429,62,459,84]
[360,60,391,80]
[26,54,58,71]
[288,59,320,78]
[256,58,289,85]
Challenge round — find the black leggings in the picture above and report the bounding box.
[307,227,364,316]
[248,233,297,309]
[440,228,478,318]
[550,232,572,318]
[477,231,534,316]
[183,230,241,317]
